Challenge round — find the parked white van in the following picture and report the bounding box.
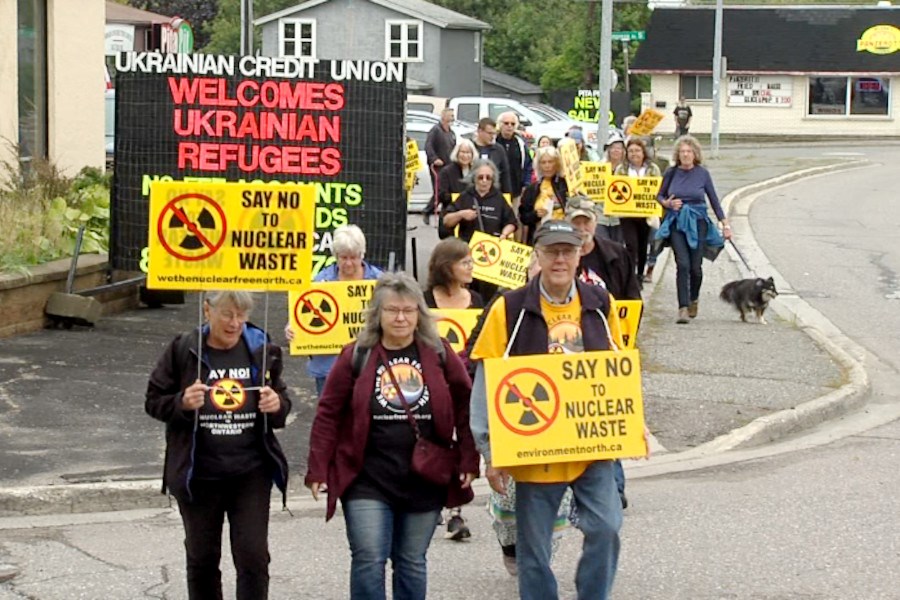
[447,96,599,144]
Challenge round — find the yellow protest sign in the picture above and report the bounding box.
[611,299,643,349]
[628,109,665,136]
[581,162,611,203]
[406,138,422,174]
[558,139,584,195]
[431,309,483,353]
[148,181,315,291]
[485,350,646,467]
[603,176,663,218]
[469,231,533,290]
[288,280,375,355]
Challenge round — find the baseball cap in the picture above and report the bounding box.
[604,130,625,149]
[567,129,584,143]
[564,195,597,222]
[533,220,584,247]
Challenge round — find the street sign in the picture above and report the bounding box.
[612,30,646,42]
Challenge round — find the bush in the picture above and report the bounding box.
[0,153,110,274]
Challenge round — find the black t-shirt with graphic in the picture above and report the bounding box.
[445,189,516,243]
[344,343,446,512]
[194,343,265,479]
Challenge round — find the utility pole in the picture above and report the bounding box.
[711,0,723,156]
[241,0,254,56]
[597,0,613,144]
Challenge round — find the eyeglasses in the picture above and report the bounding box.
[481,129,496,136]
[457,259,474,267]
[214,309,249,322]
[476,174,494,181]
[383,307,418,318]
[538,247,580,259]
[501,121,516,126]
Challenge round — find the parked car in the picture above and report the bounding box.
[405,121,436,213]
[406,109,476,140]
[406,94,448,115]
[447,96,596,145]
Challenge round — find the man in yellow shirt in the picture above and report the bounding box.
[469,220,624,600]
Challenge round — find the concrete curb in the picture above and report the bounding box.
[633,161,872,469]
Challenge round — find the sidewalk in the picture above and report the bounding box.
[0,143,869,518]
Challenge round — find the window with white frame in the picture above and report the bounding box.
[680,75,713,101]
[808,76,890,116]
[386,20,423,62]
[279,18,315,58]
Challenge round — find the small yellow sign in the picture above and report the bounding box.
[611,299,643,349]
[603,176,663,218]
[431,308,483,353]
[288,280,375,355]
[857,25,900,55]
[485,350,646,467]
[406,138,422,174]
[148,181,315,291]
[469,231,533,290]
[580,162,611,203]
[559,139,584,195]
[628,109,665,136]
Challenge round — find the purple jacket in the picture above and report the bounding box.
[305,337,479,521]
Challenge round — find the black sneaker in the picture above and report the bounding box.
[445,514,471,541]
[620,492,629,510]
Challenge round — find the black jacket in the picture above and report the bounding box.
[425,124,456,167]
[519,176,569,245]
[579,234,642,301]
[444,187,517,242]
[145,323,292,503]
[437,162,469,209]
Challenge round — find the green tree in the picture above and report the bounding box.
[204,0,298,55]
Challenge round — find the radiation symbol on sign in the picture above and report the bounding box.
[606,181,633,205]
[210,378,246,411]
[472,239,502,267]
[294,290,339,335]
[436,317,467,352]
[157,193,228,261]
[494,368,561,436]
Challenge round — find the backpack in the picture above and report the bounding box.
[351,341,446,378]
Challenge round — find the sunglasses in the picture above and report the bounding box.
[476,174,494,181]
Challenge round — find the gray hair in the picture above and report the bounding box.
[463,158,500,192]
[332,224,366,257]
[356,272,442,351]
[449,138,477,164]
[204,291,254,313]
[672,135,703,166]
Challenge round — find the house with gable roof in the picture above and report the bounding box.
[256,0,490,96]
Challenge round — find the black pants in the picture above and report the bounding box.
[669,219,708,308]
[620,218,650,279]
[176,469,273,600]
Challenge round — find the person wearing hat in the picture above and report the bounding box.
[595,131,627,243]
[565,195,641,304]
[469,220,636,600]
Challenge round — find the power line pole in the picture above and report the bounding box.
[241,0,254,56]
[598,0,613,143]
[711,0,723,156]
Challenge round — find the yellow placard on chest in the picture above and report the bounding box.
[431,308,483,353]
[469,231,533,290]
[148,181,315,291]
[485,350,646,467]
[288,280,375,355]
[603,176,663,218]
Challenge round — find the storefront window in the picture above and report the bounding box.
[680,75,713,100]
[17,0,48,162]
[808,76,890,117]
[851,77,889,116]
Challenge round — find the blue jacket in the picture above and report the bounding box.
[656,203,724,252]
[307,261,384,379]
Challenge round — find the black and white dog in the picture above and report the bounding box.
[719,277,779,324]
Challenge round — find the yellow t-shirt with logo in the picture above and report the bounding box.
[472,292,620,483]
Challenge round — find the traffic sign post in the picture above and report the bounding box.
[611,30,646,42]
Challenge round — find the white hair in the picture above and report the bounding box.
[332,224,366,257]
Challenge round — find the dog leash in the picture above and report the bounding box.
[728,239,753,273]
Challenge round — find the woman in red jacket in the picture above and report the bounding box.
[305,272,479,600]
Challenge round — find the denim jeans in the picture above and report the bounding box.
[343,499,441,600]
[175,469,273,600]
[613,459,625,496]
[669,218,708,308]
[515,461,622,600]
[315,377,327,397]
